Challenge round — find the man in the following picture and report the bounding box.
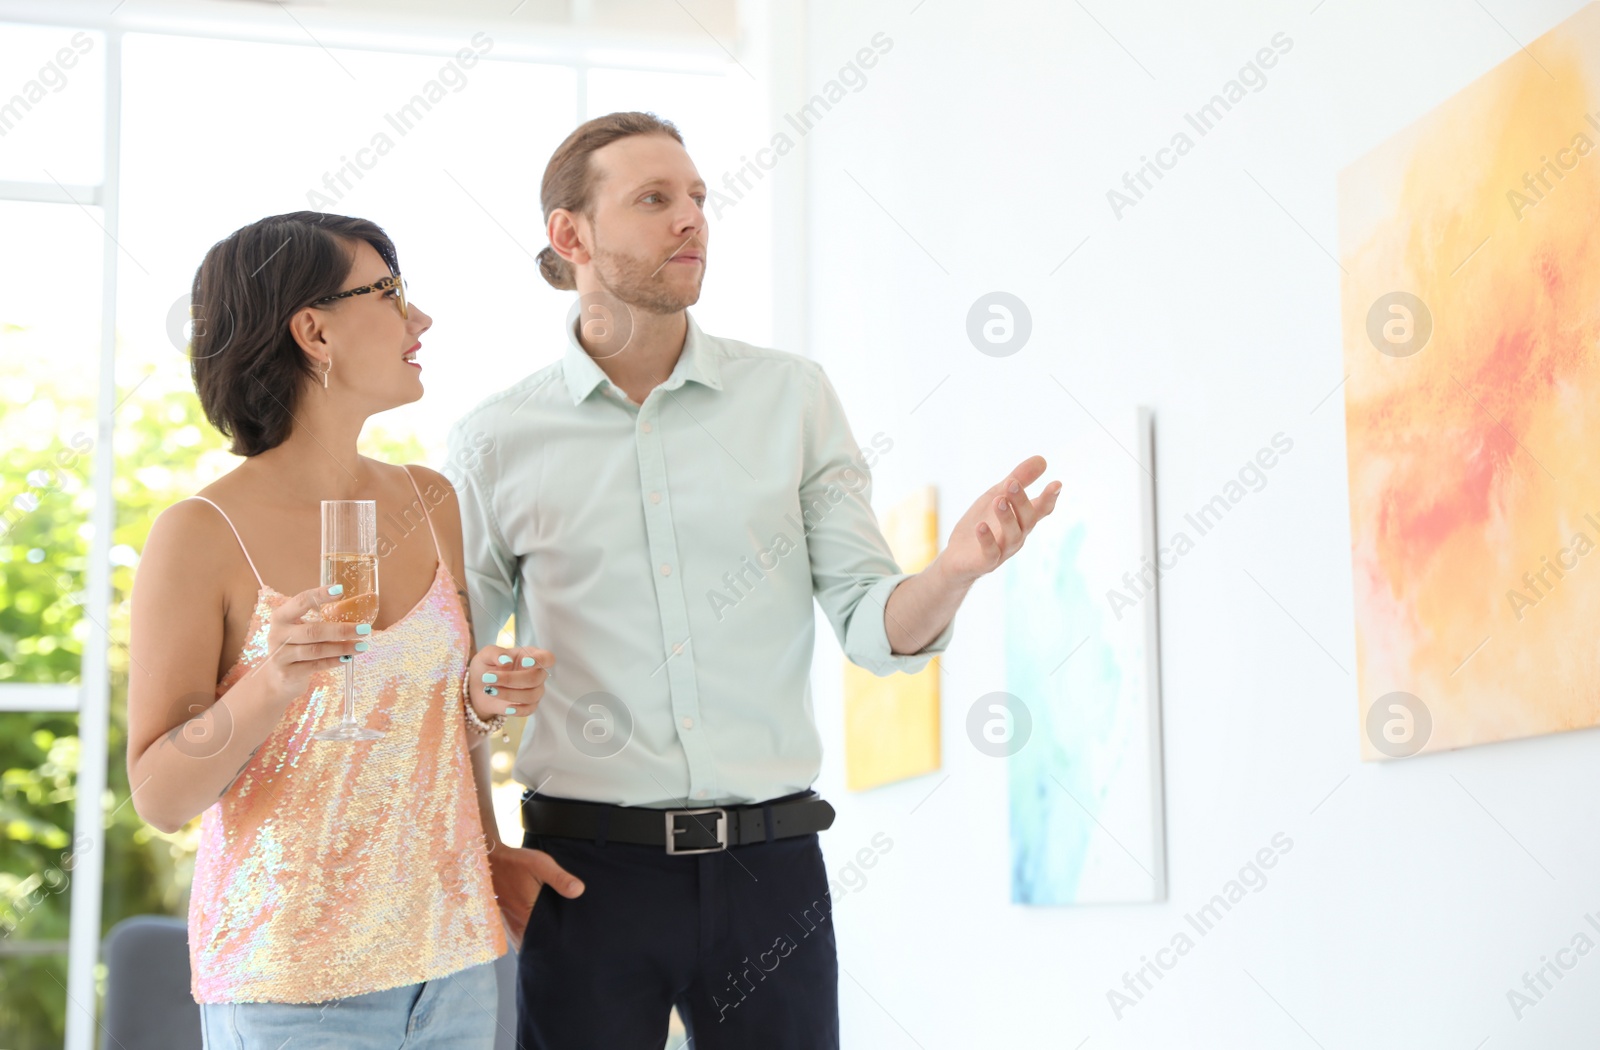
[448,111,1060,1050]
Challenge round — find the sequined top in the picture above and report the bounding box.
[184,467,505,1004]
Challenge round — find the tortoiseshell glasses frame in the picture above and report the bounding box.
[311,273,408,319]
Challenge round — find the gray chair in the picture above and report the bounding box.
[101,915,202,1050]
[102,915,523,1048]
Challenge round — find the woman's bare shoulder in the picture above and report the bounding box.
[414,464,463,540]
[142,476,251,579]
[400,462,457,494]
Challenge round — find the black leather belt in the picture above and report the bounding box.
[521,790,835,855]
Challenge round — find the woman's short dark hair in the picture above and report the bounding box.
[188,211,398,456]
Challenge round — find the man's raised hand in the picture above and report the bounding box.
[936,455,1062,584]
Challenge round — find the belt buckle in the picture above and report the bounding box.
[665,807,728,855]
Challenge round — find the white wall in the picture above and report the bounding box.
[794,1,1600,1047]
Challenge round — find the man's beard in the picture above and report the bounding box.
[591,237,704,316]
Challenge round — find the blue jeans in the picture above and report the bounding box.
[199,959,499,1049]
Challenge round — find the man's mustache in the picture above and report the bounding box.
[649,233,707,277]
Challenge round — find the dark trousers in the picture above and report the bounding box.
[516,810,840,1050]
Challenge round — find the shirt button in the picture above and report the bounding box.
[660,563,671,576]
[649,491,661,504]
[694,789,708,799]
[641,421,653,434]
[682,716,694,729]
[672,642,684,655]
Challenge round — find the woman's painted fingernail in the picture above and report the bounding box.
[498,654,512,666]
[521,657,536,668]
[482,672,497,684]
[355,623,372,636]
[355,640,369,653]
[339,655,352,663]
[328,584,344,596]
[485,686,498,696]
[505,706,517,716]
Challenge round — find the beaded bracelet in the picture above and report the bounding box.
[462,670,507,736]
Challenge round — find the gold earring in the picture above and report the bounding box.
[321,356,331,389]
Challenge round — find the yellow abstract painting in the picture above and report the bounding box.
[1339,2,1600,759]
[845,486,941,790]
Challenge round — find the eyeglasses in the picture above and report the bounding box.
[311,273,408,319]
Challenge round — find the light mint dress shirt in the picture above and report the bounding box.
[447,312,954,808]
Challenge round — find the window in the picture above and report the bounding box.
[0,24,111,1050]
[0,24,104,185]
[0,200,103,689]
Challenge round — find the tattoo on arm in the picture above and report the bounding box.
[217,745,261,800]
[156,711,260,800]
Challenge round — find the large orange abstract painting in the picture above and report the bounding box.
[1340,3,1600,759]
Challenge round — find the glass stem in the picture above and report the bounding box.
[342,660,356,725]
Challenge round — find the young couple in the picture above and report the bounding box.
[128,111,1060,1050]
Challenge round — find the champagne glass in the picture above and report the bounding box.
[313,499,383,741]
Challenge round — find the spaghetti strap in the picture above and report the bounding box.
[187,496,267,590]
[401,466,444,564]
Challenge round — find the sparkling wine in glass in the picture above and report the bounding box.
[313,499,383,742]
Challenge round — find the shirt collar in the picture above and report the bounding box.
[561,310,723,406]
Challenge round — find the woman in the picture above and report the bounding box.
[127,211,583,1048]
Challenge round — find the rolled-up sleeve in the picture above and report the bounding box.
[801,364,955,677]
[447,421,519,651]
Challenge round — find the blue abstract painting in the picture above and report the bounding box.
[1006,408,1166,905]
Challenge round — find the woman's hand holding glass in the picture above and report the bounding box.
[258,584,367,708]
[467,646,555,722]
